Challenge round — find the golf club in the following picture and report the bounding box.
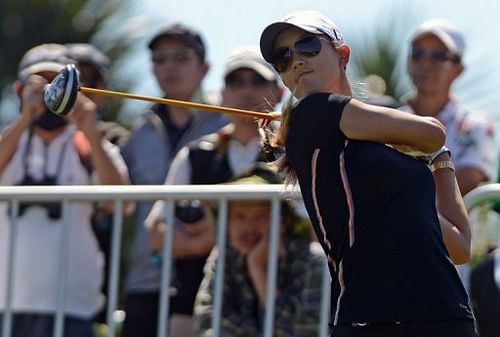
[43,64,280,121]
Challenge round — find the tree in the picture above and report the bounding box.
[0,0,130,124]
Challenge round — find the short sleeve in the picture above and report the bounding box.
[287,93,351,149]
[452,115,497,181]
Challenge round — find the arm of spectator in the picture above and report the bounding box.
[433,151,471,264]
[0,76,45,176]
[246,227,286,307]
[193,250,262,337]
[455,167,487,196]
[67,94,128,186]
[148,202,215,258]
[144,146,192,236]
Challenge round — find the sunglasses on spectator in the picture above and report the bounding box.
[151,48,196,64]
[225,73,270,89]
[410,47,460,64]
[271,35,329,73]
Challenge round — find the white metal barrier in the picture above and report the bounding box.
[0,185,331,337]
[464,183,500,212]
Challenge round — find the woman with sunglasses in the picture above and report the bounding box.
[259,10,476,337]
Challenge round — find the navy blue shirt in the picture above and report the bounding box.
[285,93,472,325]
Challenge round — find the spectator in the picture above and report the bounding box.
[193,167,324,337]
[400,18,496,196]
[145,45,282,337]
[401,18,497,294]
[0,43,128,337]
[120,23,229,337]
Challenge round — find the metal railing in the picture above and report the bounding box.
[0,184,331,337]
[464,183,500,212]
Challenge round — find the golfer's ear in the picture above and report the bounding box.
[337,44,350,68]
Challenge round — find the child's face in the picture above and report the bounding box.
[228,201,270,254]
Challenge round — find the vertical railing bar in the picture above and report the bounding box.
[54,199,71,337]
[319,259,331,337]
[263,197,281,337]
[211,199,228,336]
[2,200,19,337]
[157,201,175,337]
[106,200,123,337]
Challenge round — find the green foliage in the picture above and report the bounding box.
[347,5,424,100]
[1,0,109,86]
[0,0,134,125]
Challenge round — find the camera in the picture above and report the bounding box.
[9,175,62,220]
[175,199,204,224]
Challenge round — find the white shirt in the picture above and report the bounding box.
[0,126,128,318]
[400,99,497,180]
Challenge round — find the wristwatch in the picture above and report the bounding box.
[430,146,451,163]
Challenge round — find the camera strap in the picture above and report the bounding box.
[22,126,71,182]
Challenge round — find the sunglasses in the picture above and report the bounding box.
[271,35,325,73]
[225,73,270,89]
[410,47,460,64]
[151,48,196,64]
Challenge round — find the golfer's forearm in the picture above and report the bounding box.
[433,155,471,264]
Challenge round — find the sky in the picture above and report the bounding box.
[108,0,500,124]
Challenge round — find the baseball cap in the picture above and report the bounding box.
[223,45,278,82]
[148,23,206,60]
[66,43,110,78]
[18,43,74,81]
[411,18,465,59]
[260,10,345,63]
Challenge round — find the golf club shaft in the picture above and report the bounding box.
[80,87,280,121]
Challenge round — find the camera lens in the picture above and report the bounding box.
[175,200,204,224]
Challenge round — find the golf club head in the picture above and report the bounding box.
[43,64,80,116]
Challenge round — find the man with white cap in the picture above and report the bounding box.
[401,18,496,196]
[144,45,282,337]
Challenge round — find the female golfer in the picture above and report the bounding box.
[259,10,476,336]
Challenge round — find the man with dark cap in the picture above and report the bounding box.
[0,43,129,337]
[120,23,229,337]
[145,45,283,337]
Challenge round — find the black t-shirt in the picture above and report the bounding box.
[286,92,472,325]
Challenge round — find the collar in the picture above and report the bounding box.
[435,98,460,126]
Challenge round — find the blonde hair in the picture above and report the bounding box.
[271,91,298,186]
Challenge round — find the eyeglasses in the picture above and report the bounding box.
[224,73,270,89]
[410,47,460,64]
[151,48,196,64]
[271,35,325,73]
